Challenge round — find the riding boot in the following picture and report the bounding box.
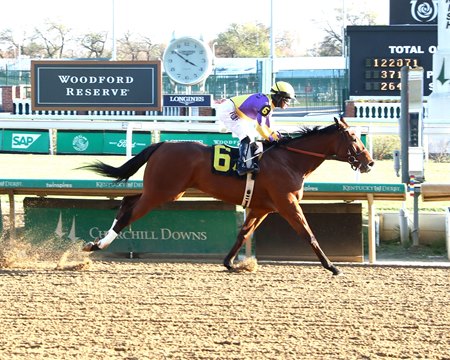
[237,137,259,176]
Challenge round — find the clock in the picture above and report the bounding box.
[163,36,213,86]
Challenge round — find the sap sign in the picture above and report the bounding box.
[1,130,50,153]
[12,133,41,149]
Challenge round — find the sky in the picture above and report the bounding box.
[2,0,389,54]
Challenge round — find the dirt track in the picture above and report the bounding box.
[0,258,449,360]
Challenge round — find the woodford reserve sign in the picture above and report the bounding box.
[31,60,162,111]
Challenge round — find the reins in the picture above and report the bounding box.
[281,146,328,159]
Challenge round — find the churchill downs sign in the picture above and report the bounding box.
[31,60,162,111]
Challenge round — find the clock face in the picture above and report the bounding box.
[163,37,213,86]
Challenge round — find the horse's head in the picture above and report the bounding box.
[333,117,374,173]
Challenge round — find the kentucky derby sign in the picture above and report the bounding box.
[31,60,162,111]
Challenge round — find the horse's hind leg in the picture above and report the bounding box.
[84,191,185,251]
[109,194,141,230]
[223,209,267,271]
[83,194,141,251]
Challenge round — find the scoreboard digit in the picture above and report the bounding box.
[364,57,420,92]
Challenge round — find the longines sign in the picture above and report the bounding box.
[163,94,212,107]
[31,60,162,111]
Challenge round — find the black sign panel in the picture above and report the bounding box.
[163,94,212,107]
[31,61,162,111]
[346,25,436,97]
[390,0,438,25]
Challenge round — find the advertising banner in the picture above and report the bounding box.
[2,130,50,153]
[57,131,104,154]
[103,132,150,154]
[57,131,151,155]
[160,132,239,147]
[163,94,212,107]
[23,198,239,257]
[390,0,438,25]
[31,60,162,111]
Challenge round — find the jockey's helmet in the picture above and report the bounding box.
[270,81,296,107]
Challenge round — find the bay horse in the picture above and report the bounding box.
[82,117,374,275]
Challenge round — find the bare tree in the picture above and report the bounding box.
[140,36,164,60]
[117,31,142,61]
[80,32,109,58]
[33,21,72,58]
[276,30,297,57]
[0,29,19,58]
[309,8,377,56]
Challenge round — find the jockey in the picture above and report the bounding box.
[217,81,296,176]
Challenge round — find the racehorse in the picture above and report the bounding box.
[82,117,374,275]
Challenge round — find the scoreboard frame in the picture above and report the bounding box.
[346,25,436,97]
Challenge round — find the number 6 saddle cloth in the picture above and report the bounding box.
[211,143,263,177]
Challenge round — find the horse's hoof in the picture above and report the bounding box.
[332,268,344,276]
[223,262,234,272]
[82,242,101,252]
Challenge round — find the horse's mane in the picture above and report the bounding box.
[274,123,338,146]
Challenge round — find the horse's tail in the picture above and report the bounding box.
[80,142,164,181]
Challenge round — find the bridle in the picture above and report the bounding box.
[281,128,370,171]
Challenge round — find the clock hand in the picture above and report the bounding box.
[174,50,198,67]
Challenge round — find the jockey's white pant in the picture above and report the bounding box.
[217,99,259,142]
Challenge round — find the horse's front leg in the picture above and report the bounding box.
[279,197,342,276]
[223,209,268,271]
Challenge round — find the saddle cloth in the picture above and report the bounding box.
[211,143,263,177]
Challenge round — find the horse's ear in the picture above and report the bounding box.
[340,116,350,128]
[334,116,349,130]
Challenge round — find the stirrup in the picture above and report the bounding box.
[237,162,259,176]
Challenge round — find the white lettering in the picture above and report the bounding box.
[58,75,71,83]
[65,88,130,97]
[11,134,41,149]
[59,75,135,84]
[388,45,424,54]
[160,228,207,241]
